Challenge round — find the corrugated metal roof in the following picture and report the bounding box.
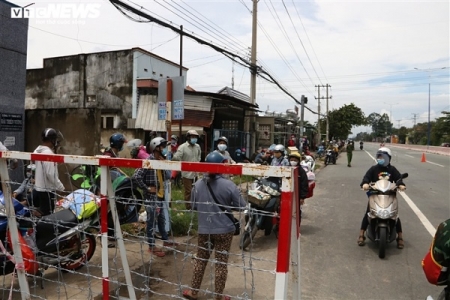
[135,95,166,131]
[217,87,251,103]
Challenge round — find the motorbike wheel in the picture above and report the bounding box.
[378,227,387,259]
[240,219,258,251]
[61,233,96,272]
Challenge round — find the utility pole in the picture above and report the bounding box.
[315,84,332,142]
[396,119,401,128]
[248,0,258,155]
[315,87,321,145]
[412,113,418,127]
[179,25,183,140]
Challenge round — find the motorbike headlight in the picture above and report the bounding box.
[375,208,390,219]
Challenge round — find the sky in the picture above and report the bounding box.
[13,0,450,136]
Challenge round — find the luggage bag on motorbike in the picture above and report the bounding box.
[247,190,271,207]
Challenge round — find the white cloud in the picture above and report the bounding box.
[17,0,449,132]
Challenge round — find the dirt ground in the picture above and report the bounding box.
[2,229,280,300]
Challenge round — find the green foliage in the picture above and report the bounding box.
[367,113,392,137]
[231,175,254,185]
[319,103,367,140]
[170,186,198,236]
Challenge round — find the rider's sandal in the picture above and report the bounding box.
[357,235,366,246]
[182,289,198,300]
[396,238,404,249]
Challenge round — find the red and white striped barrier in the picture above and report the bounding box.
[0,151,300,300]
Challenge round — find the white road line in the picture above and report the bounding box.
[398,191,436,236]
[365,151,437,236]
[426,161,445,167]
[405,154,414,158]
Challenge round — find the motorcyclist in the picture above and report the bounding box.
[12,164,36,205]
[288,153,309,216]
[32,128,65,217]
[170,135,179,154]
[102,133,128,176]
[214,136,235,164]
[270,144,289,166]
[359,140,364,150]
[357,147,406,249]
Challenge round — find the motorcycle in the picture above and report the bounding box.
[316,145,325,158]
[0,191,97,285]
[364,173,408,259]
[240,177,280,250]
[324,149,336,165]
[360,144,363,150]
[302,154,316,171]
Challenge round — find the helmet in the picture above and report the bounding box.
[171,135,178,141]
[273,144,285,152]
[268,144,276,151]
[110,133,127,150]
[27,164,36,172]
[377,147,392,158]
[218,136,228,144]
[288,152,301,160]
[187,130,199,138]
[42,128,63,147]
[148,137,167,153]
[205,152,226,163]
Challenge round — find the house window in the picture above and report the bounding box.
[259,125,271,140]
[222,120,238,138]
[102,115,119,129]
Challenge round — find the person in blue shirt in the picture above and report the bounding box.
[183,152,246,300]
[270,144,289,166]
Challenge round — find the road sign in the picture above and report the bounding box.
[158,102,166,120]
[173,99,184,120]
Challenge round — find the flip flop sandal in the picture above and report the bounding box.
[182,289,198,300]
[357,235,366,246]
[396,238,404,249]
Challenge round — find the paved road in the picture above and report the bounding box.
[300,144,449,299]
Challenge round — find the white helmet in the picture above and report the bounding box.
[377,147,392,158]
[273,144,285,152]
[148,137,167,153]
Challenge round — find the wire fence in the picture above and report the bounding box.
[0,155,298,300]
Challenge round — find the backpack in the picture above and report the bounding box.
[422,219,450,285]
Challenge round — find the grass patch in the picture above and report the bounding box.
[231,174,254,185]
[170,185,198,236]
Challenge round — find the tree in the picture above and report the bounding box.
[366,112,392,139]
[319,103,367,140]
[431,111,450,145]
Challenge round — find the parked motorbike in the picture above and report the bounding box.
[324,149,336,165]
[0,191,97,285]
[240,177,280,250]
[360,145,363,150]
[365,173,408,259]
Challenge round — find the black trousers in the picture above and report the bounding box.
[29,190,55,216]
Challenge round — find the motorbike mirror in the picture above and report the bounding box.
[126,139,142,147]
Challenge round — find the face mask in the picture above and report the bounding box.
[377,159,385,166]
[290,161,298,166]
[218,144,227,152]
[190,138,197,144]
[161,148,168,156]
[26,172,32,177]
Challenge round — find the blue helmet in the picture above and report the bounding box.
[205,152,226,163]
[110,133,127,150]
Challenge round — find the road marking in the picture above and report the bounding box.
[398,191,436,236]
[405,154,414,158]
[426,161,445,167]
[365,151,436,236]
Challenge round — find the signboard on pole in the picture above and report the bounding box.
[158,102,167,120]
[171,76,185,120]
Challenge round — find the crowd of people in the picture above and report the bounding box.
[2,129,423,299]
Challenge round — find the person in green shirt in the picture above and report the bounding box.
[346,140,354,167]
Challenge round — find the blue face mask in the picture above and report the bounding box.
[190,138,197,144]
[161,148,168,156]
[377,159,385,166]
